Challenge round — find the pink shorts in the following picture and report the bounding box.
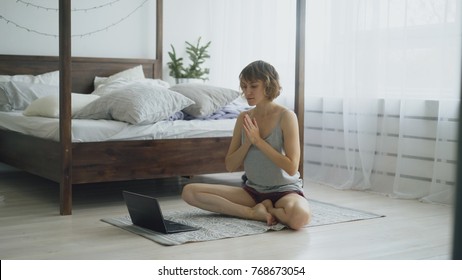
[243,185,305,205]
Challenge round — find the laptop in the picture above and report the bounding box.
[122,191,199,234]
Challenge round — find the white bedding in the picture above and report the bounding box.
[0,111,236,142]
[0,69,248,143]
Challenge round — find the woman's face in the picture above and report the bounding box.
[240,79,266,106]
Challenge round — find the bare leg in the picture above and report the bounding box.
[262,194,311,230]
[182,183,275,225]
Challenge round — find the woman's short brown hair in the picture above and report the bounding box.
[239,60,281,101]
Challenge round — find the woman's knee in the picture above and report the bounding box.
[288,209,311,230]
[181,183,198,204]
[285,204,311,230]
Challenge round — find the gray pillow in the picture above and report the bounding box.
[169,83,240,118]
[75,79,195,125]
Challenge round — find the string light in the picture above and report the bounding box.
[77,0,149,37]
[16,0,123,12]
[1,0,149,38]
[0,14,58,37]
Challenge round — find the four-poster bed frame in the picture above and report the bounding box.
[0,0,306,215]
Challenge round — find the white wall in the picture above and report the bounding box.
[0,0,157,57]
[0,0,207,83]
[0,0,216,86]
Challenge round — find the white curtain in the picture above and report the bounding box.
[305,0,461,204]
[195,0,460,204]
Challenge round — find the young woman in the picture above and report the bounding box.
[182,60,311,230]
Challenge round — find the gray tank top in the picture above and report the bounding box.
[243,112,303,193]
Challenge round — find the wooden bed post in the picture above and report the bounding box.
[156,0,163,78]
[59,0,73,215]
[295,0,306,178]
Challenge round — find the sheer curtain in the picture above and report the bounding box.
[196,0,460,204]
[305,0,461,204]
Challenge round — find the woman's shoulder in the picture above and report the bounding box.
[239,108,254,118]
[276,105,296,118]
[278,106,298,126]
[236,110,251,124]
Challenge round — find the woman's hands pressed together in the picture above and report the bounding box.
[243,114,261,145]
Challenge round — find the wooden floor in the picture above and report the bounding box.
[0,168,454,260]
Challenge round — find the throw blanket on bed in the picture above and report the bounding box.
[171,100,252,121]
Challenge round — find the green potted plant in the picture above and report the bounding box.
[167,37,211,84]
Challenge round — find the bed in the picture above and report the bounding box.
[0,0,306,215]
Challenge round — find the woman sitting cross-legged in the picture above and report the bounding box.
[182,60,311,230]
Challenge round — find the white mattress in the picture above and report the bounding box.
[0,111,236,142]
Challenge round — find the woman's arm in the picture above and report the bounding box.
[279,110,301,175]
[225,112,252,172]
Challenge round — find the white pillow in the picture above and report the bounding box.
[92,78,171,97]
[95,77,172,90]
[93,65,145,89]
[76,79,195,125]
[169,83,240,118]
[93,76,107,89]
[23,93,100,118]
[92,78,132,97]
[0,70,59,85]
[149,79,171,88]
[0,81,59,111]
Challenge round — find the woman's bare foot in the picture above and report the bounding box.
[251,203,276,226]
[261,199,274,210]
[260,200,278,225]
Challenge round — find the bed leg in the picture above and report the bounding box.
[60,180,72,215]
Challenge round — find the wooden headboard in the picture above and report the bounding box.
[0,55,161,94]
